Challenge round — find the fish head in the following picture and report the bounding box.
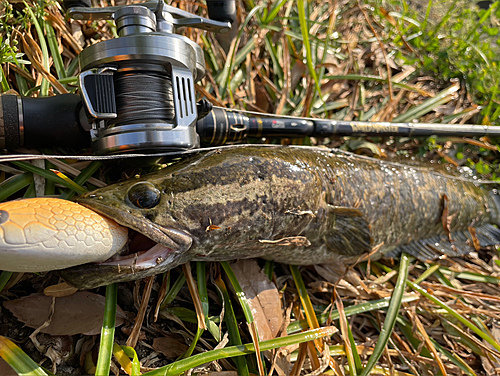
[59,173,194,289]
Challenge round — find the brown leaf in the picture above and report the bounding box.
[44,282,79,298]
[0,358,17,376]
[37,334,73,373]
[152,335,189,359]
[291,60,306,92]
[230,260,283,341]
[4,292,125,336]
[481,320,500,375]
[379,7,397,26]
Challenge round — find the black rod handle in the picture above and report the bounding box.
[0,94,91,149]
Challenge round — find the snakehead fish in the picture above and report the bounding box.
[1,145,499,289]
[53,145,500,289]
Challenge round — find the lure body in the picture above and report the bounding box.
[0,198,128,272]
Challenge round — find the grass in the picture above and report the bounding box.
[1,0,500,375]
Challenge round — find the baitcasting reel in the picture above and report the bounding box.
[68,0,231,154]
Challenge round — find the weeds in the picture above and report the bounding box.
[1,0,500,375]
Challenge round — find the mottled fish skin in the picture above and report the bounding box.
[60,145,500,288]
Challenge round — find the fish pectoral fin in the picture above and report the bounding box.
[325,204,372,257]
[385,223,500,261]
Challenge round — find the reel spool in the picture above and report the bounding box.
[67,0,230,154]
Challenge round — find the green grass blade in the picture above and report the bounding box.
[142,326,338,376]
[347,319,363,374]
[220,261,255,327]
[414,264,441,284]
[196,262,209,319]
[160,273,185,309]
[431,339,477,376]
[438,268,500,284]
[96,283,117,376]
[297,0,321,99]
[24,2,50,96]
[0,335,50,376]
[218,4,266,98]
[122,346,141,376]
[0,66,9,92]
[263,260,274,281]
[359,253,411,376]
[0,271,13,292]
[214,276,250,376]
[23,181,36,198]
[45,23,66,81]
[287,294,419,334]
[408,280,500,353]
[15,72,29,96]
[220,261,264,374]
[263,0,288,24]
[393,84,459,122]
[0,172,33,202]
[44,161,56,195]
[290,265,321,329]
[11,161,86,194]
[465,1,497,41]
[59,161,101,200]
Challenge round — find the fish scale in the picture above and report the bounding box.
[54,145,500,289]
[0,145,498,288]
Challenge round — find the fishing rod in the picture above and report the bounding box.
[1,0,499,155]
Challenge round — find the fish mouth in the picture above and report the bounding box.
[75,198,193,270]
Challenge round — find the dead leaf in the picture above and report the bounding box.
[229,260,282,341]
[4,292,125,336]
[468,226,481,251]
[481,320,500,375]
[44,282,78,297]
[379,7,397,26]
[291,60,306,92]
[152,335,189,359]
[348,139,386,157]
[0,358,17,376]
[36,334,73,374]
[254,80,271,113]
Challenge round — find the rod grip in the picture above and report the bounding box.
[0,93,91,149]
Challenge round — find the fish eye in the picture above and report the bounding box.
[127,183,161,209]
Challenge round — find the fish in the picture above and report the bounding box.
[53,145,500,289]
[0,198,128,272]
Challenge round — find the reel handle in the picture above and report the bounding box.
[67,0,231,33]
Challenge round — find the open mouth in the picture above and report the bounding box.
[76,198,193,270]
[96,230,174,268]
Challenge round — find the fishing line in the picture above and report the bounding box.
[114,72,175,125]
[1,145,498,184]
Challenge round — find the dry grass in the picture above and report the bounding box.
[1,0,500,375]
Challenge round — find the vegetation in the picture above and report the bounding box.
[1,0,500,375]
